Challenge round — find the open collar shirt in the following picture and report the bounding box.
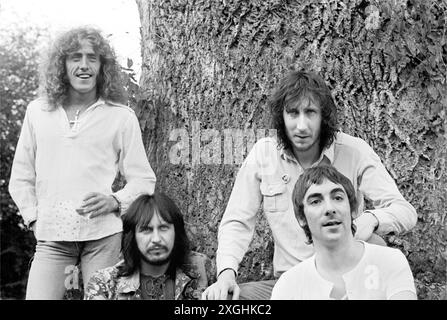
[9,97,156,241]
[271,241,417,300]
[216,133,417,277]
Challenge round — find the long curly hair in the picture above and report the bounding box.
[40,26,126,109]
[269,70,339,153]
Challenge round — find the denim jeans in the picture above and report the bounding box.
[26,232,122,300]
[239,279,277,300]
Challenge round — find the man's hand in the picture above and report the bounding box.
[354,211,379,241]
[76,192,118,218]
[201,269,240,300]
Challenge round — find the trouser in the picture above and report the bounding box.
[239,279,277,300]
[26,232,122,300]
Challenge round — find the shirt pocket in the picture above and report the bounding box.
[260,182,290,212]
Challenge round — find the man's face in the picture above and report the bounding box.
[283,96,322,154]
[136,212,175,266]
[65,39,101,96]
[301,178,352,244]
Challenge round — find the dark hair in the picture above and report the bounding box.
[40,26,126,109]
[292,165,357,244]
[269,70,338,153]
[117,193,190,277]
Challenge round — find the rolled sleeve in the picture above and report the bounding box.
[113,112,156,214]
[358,144,417,235]
[216,144,263,276]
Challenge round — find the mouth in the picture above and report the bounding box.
[76,73,93,79]
[294,135,309,139]
[322,220,342,227]
[148,246,166,253]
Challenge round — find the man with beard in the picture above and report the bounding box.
[85,193,211,300]
[202,70,417,300]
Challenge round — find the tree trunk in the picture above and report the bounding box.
[135,0,446,296]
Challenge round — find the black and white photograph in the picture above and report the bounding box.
[1,0,445,308]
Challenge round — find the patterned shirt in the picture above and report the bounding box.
[84,252,211,300]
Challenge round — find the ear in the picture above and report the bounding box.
[296,216,307,229]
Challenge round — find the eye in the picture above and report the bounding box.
[138,226,152,233]
[334,195,344,201]
[306,109,318,115]
[160,225,170,231]
[309,198,321,205]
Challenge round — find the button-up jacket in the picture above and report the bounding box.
[84,252,211,300]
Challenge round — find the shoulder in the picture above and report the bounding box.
[103,100,136,116]
[277,258,312,285]
[84,264,121,299]
[333,132,377,161]
[335,132,373,152]
[253,137,280,150]
[364,242,409,267]
[272,261,311,299]
[26,97,51,113]
[89,264,120,284]
[246,137,282,164]
[183,251,212,281]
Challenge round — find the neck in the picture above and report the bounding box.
[65,88,98,110]
[314,236,363,274]
[140,260,170,278]
[292,144,321,169]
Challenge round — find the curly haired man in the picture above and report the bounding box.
[9,26,156,299]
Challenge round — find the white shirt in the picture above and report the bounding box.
[216,135,417,277]
[9,97,156,241]
[271,242,416,300]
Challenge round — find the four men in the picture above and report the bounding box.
[9,27,417,300]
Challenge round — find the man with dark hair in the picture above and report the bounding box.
[271,165,416,300]
[202,70,416,300]
[8,26,156,299]
[84,193,211,300]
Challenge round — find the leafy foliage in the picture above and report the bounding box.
[0,24,48,299]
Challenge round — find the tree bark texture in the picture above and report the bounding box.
[135,0,446,297]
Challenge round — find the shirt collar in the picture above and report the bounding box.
[279,140,335,165]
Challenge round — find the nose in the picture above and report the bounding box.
[151,229,161,243]
[295,113,307,131]
[324,200,337,216]
[79,56,89,70]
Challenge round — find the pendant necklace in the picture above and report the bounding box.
[69,109,81,127]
